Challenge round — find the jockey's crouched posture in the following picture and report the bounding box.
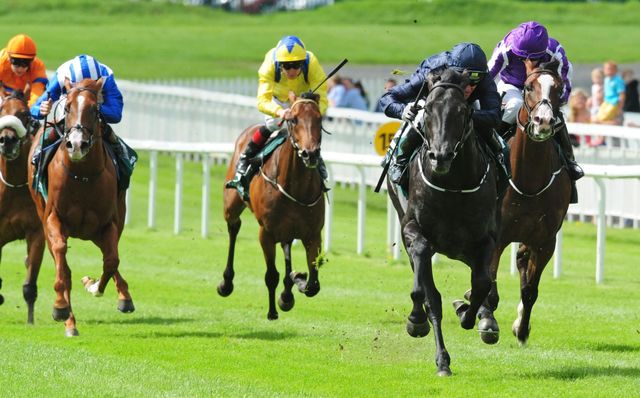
[378,42,508,192]
[225,35,329,200]
[30,54,136,189]
[489,21,583,202]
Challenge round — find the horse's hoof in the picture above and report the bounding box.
[478,317,500,345]
[267,311,279,321]
[52,306,70,322]
[304,281,320,297]
[0,294,4,306]
[463,289,472,301]
[217,281,234,297]
[117,299,135,313]
[278,295,295,312]
[65,328,79,337]
[436,367,452,377]
[452,300,469,315]
[82,277,103,297]
[406,319,430,338]
[512,319,531,345]
[290,271,308,293]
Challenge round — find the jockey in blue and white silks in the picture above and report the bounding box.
[30,54,123,124]
[488,21,573,126]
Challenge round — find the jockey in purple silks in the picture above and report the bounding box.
[488,21,584,193]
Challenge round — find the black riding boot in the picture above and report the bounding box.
[225,138,264,201]
[389,126,422,191]
[478,128,511,194]
[31,122,62,165]
[555,123,584,181]
[498,121,516,140]
[104,123,128,164]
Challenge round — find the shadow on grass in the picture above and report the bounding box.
[587,342,640,353]
[87,316,196,325]
[132,329,298,340]
[536,365,640,380]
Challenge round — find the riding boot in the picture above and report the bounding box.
[103,123,129,165]
[498,121,516,141]
[479,128,511,194]
[555,123,584,181]
[389,125,422,191]
[31,124,62,165]
[225,139,263,201]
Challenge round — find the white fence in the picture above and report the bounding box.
[117,79,640,284]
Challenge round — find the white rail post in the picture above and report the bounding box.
[148,151,158,229]
[323,165,334,253]
[387,196,395,256]
[125,188,131,226]
[553,229,563,278]
[510,242,518,276]
[393,216,402,260]
[201,155,211,238]
[595,178,606,284]
[174,153,184,235]
[357,165,366,255]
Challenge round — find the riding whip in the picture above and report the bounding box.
[374,78,429,193]
[311,58,348,94]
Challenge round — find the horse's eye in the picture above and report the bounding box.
[290,118,298,125]
[525,85,533,92]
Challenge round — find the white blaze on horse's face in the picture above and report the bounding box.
[530,74,556,139]
[66,95,91,161]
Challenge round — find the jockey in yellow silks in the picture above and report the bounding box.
[0,34,48,108]
[226,35,328,193]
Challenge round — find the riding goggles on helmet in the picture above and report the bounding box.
[468,71,486,85]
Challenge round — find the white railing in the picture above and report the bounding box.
[117,80,640,284]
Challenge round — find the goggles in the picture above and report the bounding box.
[10,57,32,68]
[281,61,303,70]
[468,71,486,86]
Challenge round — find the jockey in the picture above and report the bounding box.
[30,55,133,183]
[488,21,584,185]
[0,34,48,108]
[226,35,329,197]
[378,42,505,190]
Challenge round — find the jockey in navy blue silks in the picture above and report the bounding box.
[378,42,506,190]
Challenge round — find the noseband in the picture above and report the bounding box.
[422,82,474,160]
[517,69,560,141]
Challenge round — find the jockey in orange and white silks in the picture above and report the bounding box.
[226,35,329,200]
[0,34,48,108]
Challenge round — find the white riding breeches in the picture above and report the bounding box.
[264,97,290,132]
[496,81,523,125]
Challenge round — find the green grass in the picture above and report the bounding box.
[1,152,639,397]
[0,0,638,78]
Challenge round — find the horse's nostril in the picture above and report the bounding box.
[428,152,436,160]
[65,141,73,149]
[301,150,309,159]
[81,142,90,150]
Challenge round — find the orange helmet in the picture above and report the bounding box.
[6,34,37,59]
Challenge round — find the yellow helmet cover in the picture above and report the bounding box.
[274,36,307,62]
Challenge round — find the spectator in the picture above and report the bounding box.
[374,78,397,112]
[595,61,625,126]
[568,88,600,147]
[337,77,368,111]
[588,67,604,122]
[354,80,370,109]
[622,69,640,112]
[327,75,345,107]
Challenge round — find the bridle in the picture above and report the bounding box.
[62,87,101,150]
[517,68,561,141]
[421,82,475,163]
[284,98,321,158]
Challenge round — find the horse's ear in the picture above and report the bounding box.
[64,77,72,91]
[426,71,441,91]
[300,90,319,104]
[23,82,31,101]
[288,90,297,104]
[95,77,104,91]
[523,59,537,74]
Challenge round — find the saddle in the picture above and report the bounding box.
[248,129,288,170]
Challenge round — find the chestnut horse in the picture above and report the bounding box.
[387,69,499,376]
[0,90,44,323]
[474,59,571,345]
[27,78,134,337]
[219,93,325,320]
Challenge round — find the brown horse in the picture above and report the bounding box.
[0,90,45,323]
[27,78,134,337]
[219,93,325,320]
[474,59,572,345]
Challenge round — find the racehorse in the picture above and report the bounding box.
[474,59,571,345]
[387,69,499,376]
[0,90,45,323]
[27,78,134,337]
[219,92,325,320]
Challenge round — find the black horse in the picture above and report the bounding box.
[387,69,499,376]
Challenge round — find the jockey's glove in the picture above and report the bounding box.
[401,102,417,122]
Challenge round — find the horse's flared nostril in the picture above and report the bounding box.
[80,141,90,151]
[66,141,73,149]
[301,150,309,159]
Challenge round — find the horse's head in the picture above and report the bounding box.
[287,92,323,169]
[519,59,563,141]
[422,68,473,174]
[0,89,31,161]
[63,77,104,161]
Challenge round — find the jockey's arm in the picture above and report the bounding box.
[100,75,124,124]
[27,58,48,108]
[30,74,63,119]
[473,78,502,131]
[379,73,425,120]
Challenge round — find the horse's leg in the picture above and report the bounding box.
[259,228,279,320]
[45,212,78,336]
[218,198,244,297]
[513,239,554,345]
[23,229,45,324]
[403,219,450,376]
[474,240,507,345]
[454,237,493,331]
[299,235,321,297]
[278,241,295,311]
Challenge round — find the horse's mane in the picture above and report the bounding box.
[426,68,469,95]
[538,59,560,74]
